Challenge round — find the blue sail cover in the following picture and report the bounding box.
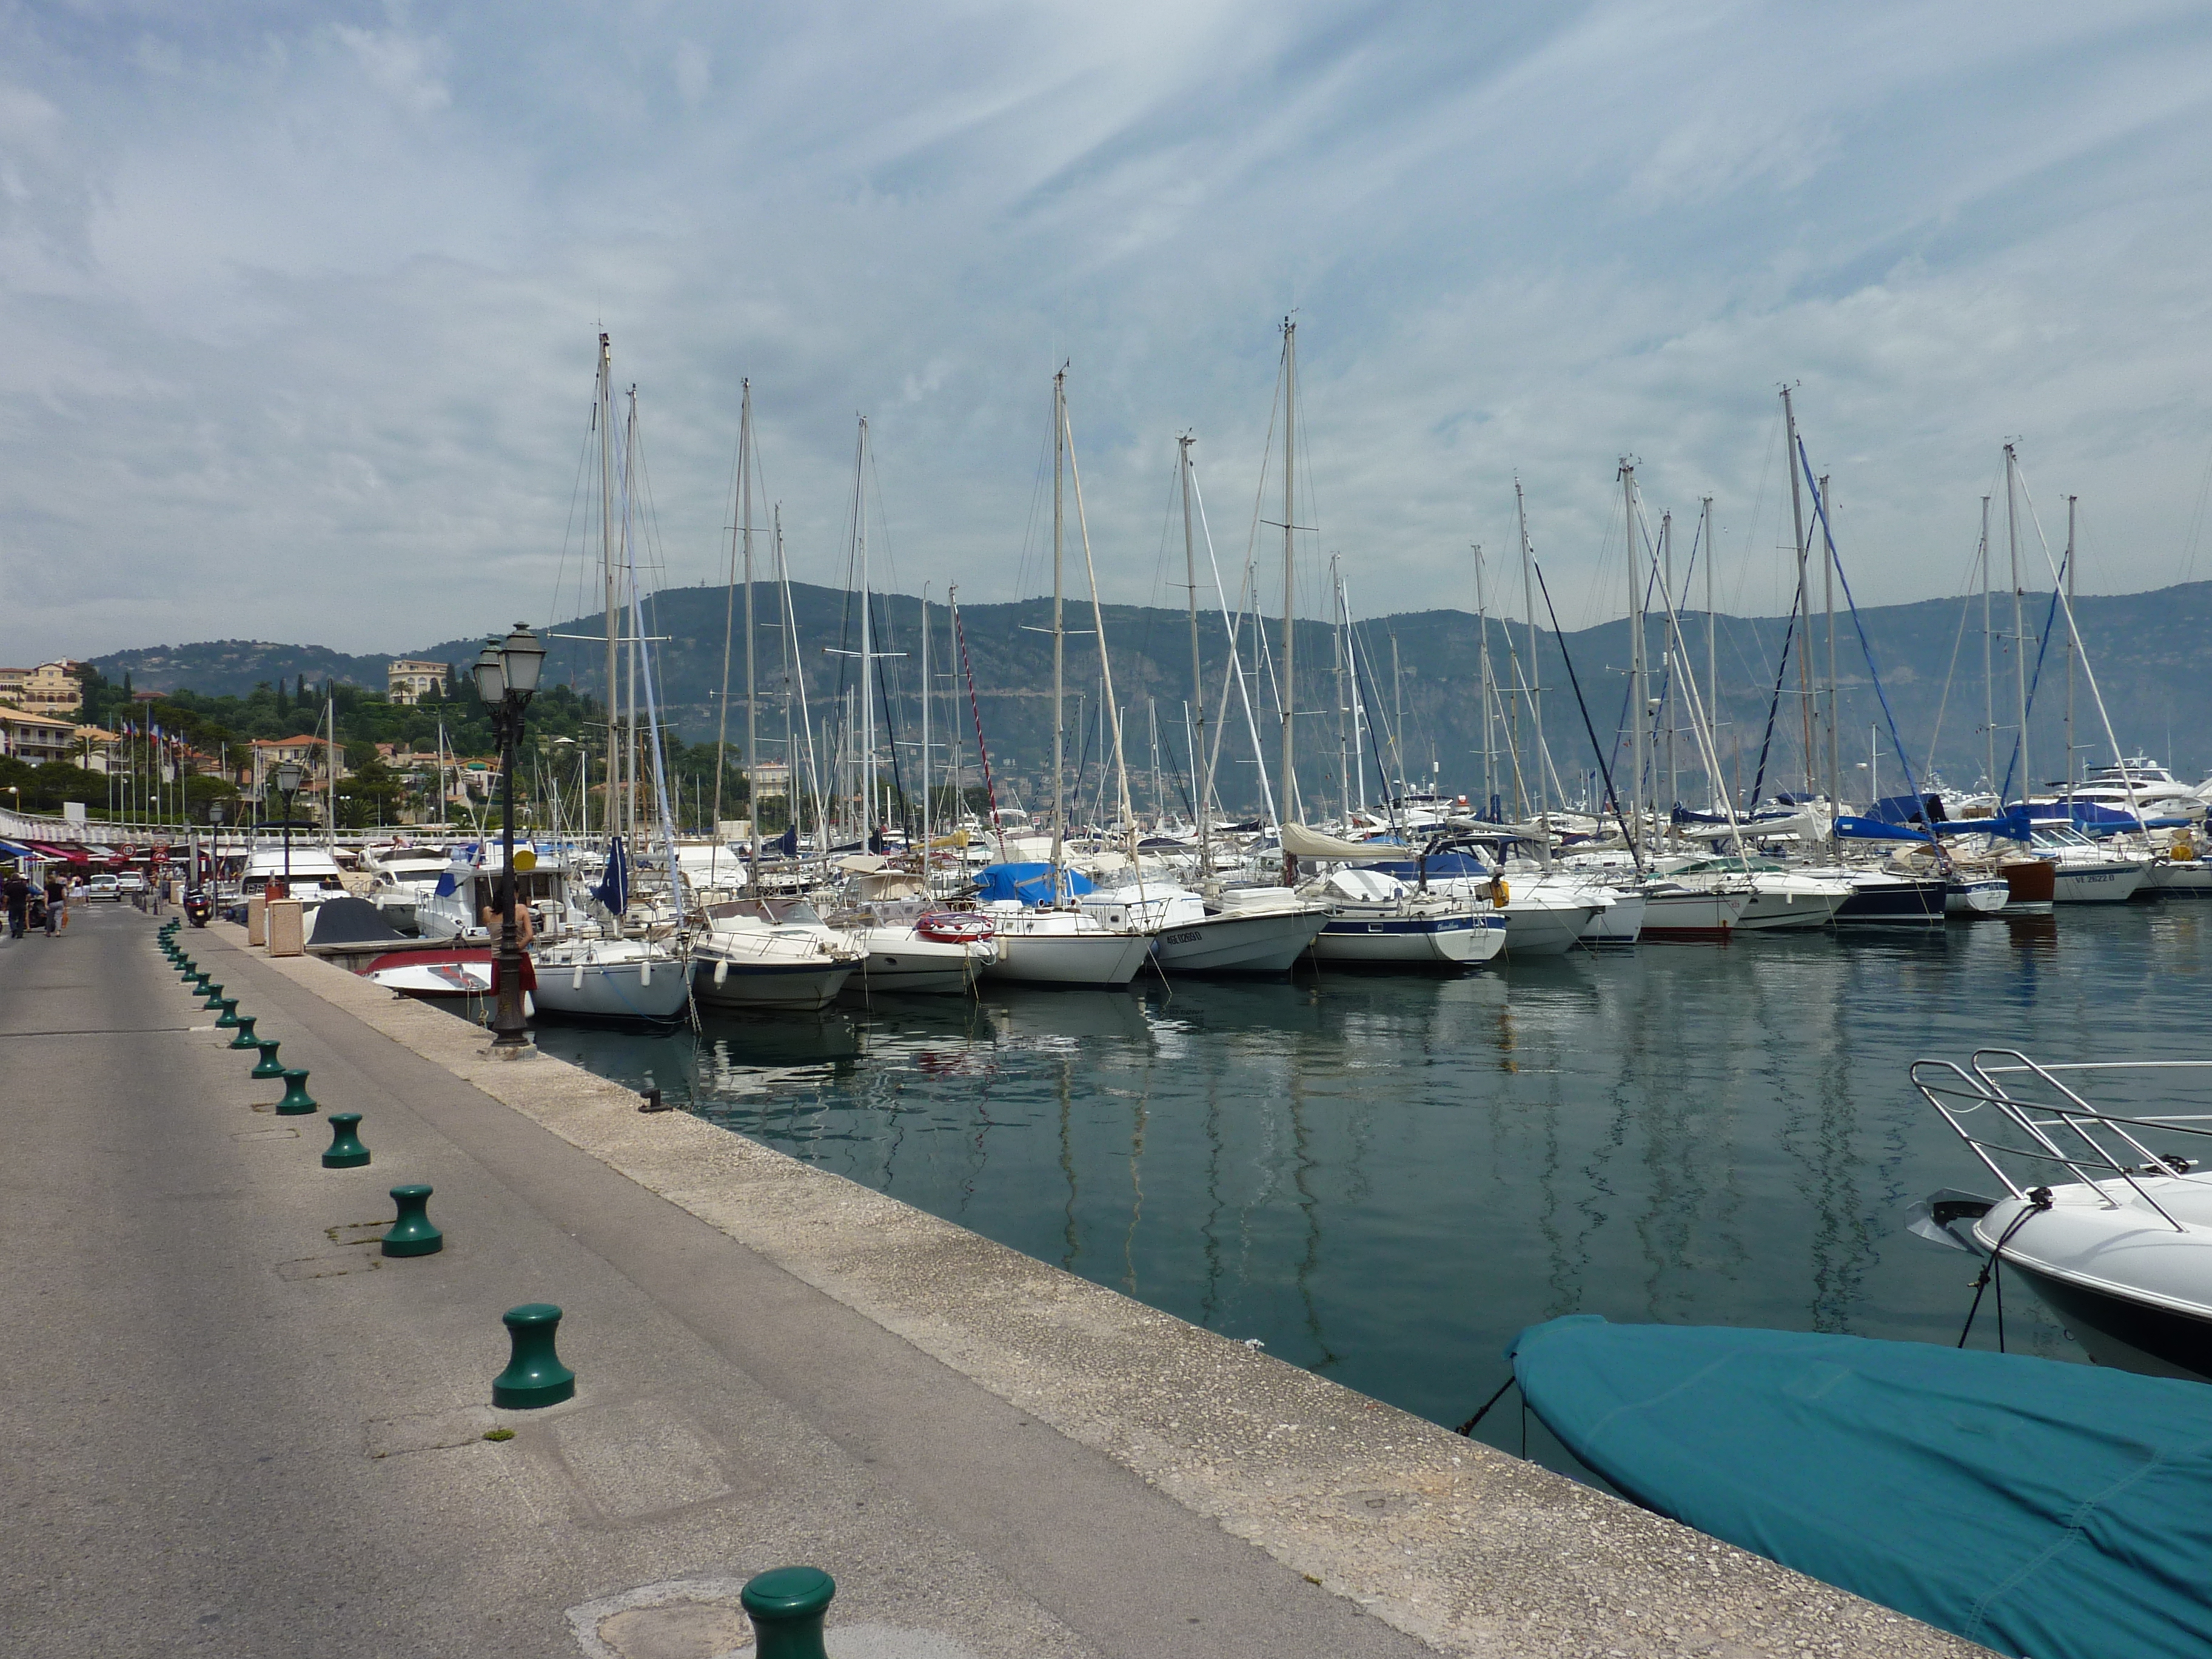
[1834,815,1932,842]
[592,837,630,916]
[1868,793,1939,825]
[1368,850,1492,881]
[1512,1316,2212,1659]
[971,862,1096,905]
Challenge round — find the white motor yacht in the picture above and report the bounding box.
[2060,758,2205,820]
[237,842,349,917]
[982,906,1154,987]
[2147,843,2212,897]
[1915,1050,2212,1384]
[360,845,457,933]
[1657,857,1849,931]
[1079,881,1327,974]
[2025,825,2146,902]
[1555,880,1644,946]
[691,898,862,1010]
[842,903,1000,995]
[1299,868,1507,968]
[1557,851,1744,939]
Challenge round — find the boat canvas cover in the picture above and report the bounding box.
[1511,1316,2212,1659]
[971,863,1096,905]
[304,896,409,946]
[1280,822,1399,860]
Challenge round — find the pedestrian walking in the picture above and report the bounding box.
[3,870,28,939]
[44,873,67,937]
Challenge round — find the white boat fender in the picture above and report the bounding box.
[572,962,585,990]
[714,958,729,985]
[640,959,651,986]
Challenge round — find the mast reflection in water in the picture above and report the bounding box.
[531,905,2206,1475]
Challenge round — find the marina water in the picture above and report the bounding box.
[532,903,2210,1475]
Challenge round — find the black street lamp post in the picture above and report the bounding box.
[272,759,304,895]
[474,624,548,1050]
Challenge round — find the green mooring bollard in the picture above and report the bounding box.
[227,1015,260,1050]
[322,1113,370,1170]
[214,999,242,1030]
[274,1068,318,1116]
[381,1184,442,1256]
[252,1039,286,1080]
[199,981,224,1008]
[740,1567,836,1659]
[491,1303,574,1409]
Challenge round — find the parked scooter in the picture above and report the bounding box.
[185,890,214,928]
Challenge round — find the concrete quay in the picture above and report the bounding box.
[0,906,1989,1658]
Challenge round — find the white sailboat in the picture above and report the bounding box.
[1301,867,1508,967]
[979,369,1155,989]
[1119,432,1326,974]
[532,343,692,1025]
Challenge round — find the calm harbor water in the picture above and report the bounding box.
[531,903,2211,1475]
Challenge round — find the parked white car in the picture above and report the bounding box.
[85,875,122,902]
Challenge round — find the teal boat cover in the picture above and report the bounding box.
[1511,1316,2212,1659]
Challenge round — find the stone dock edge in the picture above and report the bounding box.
[234,924,1985,1659]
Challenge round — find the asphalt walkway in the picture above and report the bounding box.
[0,904,1439,1658]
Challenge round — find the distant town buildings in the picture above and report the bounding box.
[386,659,451,705]
[241,735,346,794]
[0,708,77,765]
[0,661,84,718]
[747,759,791,801]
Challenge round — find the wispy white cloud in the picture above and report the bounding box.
[2,0,2210,664]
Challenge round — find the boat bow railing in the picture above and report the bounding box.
[1909,1049,2212,1232]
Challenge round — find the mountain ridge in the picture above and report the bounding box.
[88,577,2212,807]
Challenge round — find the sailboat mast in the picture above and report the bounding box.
[2065,494,2077,793]
[1391,635,1403,797]
[1278,318,1298,836]
[1333,557,1350,822]
[1148,698,1162,826]
[1980,495,1995,794]
[2006,443,2030,802]
[1345,576,1366,814]
[743,386,759,874]
[598,333,617,840]
[852,418,874,837]
[1702,495,1716,811]
[1822,475,1840,828]
[1781,387,1813,802]
[1180,435,1210,866]
[1516,477,1543,817]
[1050,370,1067,876]
[623,387,642,850]
[1474,543,1492,816]
[714,383,747,850]
[1660,515,1675,818]
[920,586,931,888]
[1622,460,1646,851]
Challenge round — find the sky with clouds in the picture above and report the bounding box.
[4,1,2211,665]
